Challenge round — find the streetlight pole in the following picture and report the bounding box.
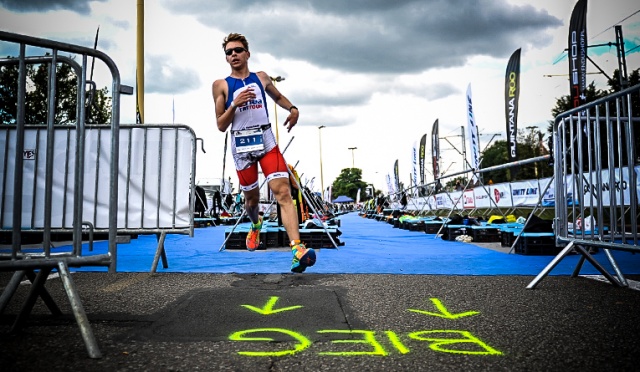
[318,125,326,200]
[270,75,285,144]
[348,147,357,169]
[526,126,539,178]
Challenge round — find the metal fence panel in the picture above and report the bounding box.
[528,83,639,289]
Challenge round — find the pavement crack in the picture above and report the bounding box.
[332,289,353,330]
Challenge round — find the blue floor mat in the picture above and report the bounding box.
[69,212,640,275]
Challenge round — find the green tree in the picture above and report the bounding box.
[0,55,111,125]
[478,131,551,183]
[331,168,368,201]
[547,67,640,169]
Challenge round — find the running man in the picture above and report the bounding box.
[212,33,316,273]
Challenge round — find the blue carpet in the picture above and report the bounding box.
[66,212,640,275]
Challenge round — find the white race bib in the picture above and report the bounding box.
[234,128,264,153]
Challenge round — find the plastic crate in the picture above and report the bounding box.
[224,230,267,250]
[265,230,280,247]
[299,230,343,248]
[514,233,558,255]
[424,221,444,234]
[501,231,514,247]
[471,227,501,242]
[444,225,469,241]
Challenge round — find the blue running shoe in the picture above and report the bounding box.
[291,242,316,273]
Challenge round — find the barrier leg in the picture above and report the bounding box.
[526,242,576,289]
[603,248,628,287]
[571,245,622,287]
[25,270,62,316]
[0,270,25,314]
[151,231,168,273]
[57,261,102,358]
[10,267,52,333]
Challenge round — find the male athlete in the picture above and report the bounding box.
[212,33,316,273]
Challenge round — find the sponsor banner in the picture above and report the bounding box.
[474,186,493,209]
[463,189,475,209]
[435,194,447,209]
[504,48,520,162]
[511,180,540,207]
[429,195,437,211]
[565,167,635,207]
[568,0,588,108]
[448,191,463,210]
[540,177,555,207]
[490,183,512,208]
[408,196,427,211]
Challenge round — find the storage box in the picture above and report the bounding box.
[444,225,468,241]
[501,231,514,247]
[424,221,444,234]
[514,233,558,255]
[471,226,501,242]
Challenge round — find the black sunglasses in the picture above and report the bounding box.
[225,47,246,56]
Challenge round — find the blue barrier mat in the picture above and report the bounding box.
[70,212,640,275]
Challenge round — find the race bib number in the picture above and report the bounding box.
[235,128,264,153]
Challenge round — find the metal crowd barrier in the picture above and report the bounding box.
[528,83,639,289]
[0,30,130,358]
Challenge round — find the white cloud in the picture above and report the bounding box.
[1,0,639,193]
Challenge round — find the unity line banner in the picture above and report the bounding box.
[505,48,520,164]
[569,0,588,108]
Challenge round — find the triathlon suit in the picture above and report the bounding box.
[225,72,288,192]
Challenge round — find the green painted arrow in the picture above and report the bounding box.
[241,296,303,315]
[408,298,479,319]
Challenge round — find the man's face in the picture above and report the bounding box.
[225,41,249,68]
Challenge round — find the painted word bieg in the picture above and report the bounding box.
[229,297,503,357]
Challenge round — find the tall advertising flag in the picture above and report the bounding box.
[466,84,481,175]
[569,0,587,108]
[412,142,418,196]
[431,119,440,180]
[419,133,426,185]
[505,48,521,163]
[393,159,400,193]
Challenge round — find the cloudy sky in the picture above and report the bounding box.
[1,0,639,193]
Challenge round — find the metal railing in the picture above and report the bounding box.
[528,83,639,289]
[0,30,130,358]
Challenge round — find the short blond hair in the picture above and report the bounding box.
[222,33,249,51]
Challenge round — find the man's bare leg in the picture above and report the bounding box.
[268,177,300,242]
[243,187,261,224]
[244,187,262,251]
[269,177,315,272]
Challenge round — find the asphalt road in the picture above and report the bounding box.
[1,272,639,371]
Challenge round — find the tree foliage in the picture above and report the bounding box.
[0,55,111,125]
[331,168,369,201]
[547,67,640,169]
[479,129,552,184]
